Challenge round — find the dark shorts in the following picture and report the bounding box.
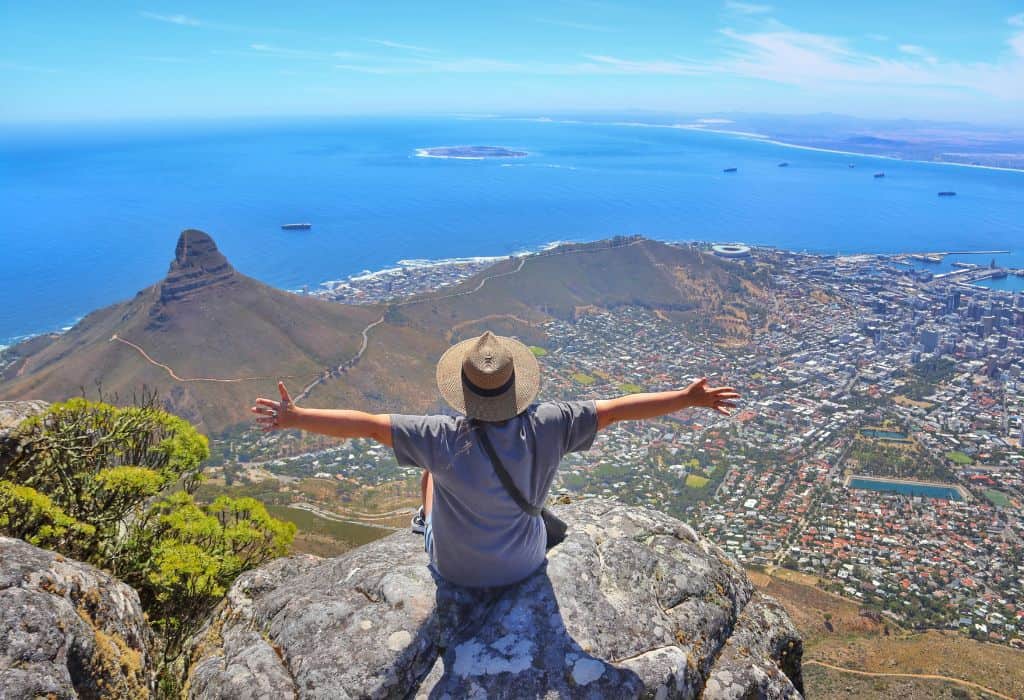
[424,511,434,557]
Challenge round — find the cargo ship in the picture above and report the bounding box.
[723,167,737,173]
[938,191,956,197]
[873,172,885,178]
[777,162,789,167]
[281,223,312,230]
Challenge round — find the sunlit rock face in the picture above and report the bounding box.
[0,537,154,698]
[158,229,237,305]
[186,498,804,699]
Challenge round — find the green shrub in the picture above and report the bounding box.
[0,398,294,665]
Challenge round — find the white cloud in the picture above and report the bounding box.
[724,1,773,15]
[1009,14,1024,58]
[898,44,937,64]
[695,23,1024,101]
[207,12,1023,105]
[581,54,706,75]
[141,12,202,27]
[365,38,437,54]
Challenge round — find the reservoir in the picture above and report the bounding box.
[860,429,909,440]
[848,477,963,501]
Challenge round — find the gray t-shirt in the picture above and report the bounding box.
[390,400,598,588]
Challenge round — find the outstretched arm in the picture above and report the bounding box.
[251,382,393,446]
[595,377,739,431]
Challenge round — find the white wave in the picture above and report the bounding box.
[314,239,584,292]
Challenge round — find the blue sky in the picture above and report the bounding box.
[3,1,1023,124]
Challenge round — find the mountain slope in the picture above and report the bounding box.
[0,230,379,432]
[1,233,765,433]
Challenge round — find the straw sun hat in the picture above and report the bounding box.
[435,331,541,421]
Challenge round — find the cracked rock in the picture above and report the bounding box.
[186,499,803,699]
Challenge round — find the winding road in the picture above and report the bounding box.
[109,238,645,397]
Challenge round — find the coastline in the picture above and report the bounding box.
[515,116,1024,174]
[312,239,574,289]
[4,236,1021,349]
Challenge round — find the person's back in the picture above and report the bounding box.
[391,400,596,587]
[252,330,738,589]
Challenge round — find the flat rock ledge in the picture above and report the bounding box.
[0,536,153,699]
[186,499,803,699]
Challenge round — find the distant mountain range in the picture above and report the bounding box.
[0,230,765,433]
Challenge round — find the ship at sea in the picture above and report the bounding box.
[281,223,312,230]
[938,191,957,197]
[777,162,789,167]
[723,167,738,173]
[873,172,885,178]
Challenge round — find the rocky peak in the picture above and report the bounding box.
[159,229,236,304]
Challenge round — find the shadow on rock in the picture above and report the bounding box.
[418,563,643,698]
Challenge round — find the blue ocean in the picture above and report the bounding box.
[3,116,1023,346]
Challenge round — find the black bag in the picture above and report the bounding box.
[473,421,568,549]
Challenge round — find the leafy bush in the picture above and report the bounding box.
[0,398,295,664]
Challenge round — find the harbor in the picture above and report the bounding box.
[892,250,1023,288]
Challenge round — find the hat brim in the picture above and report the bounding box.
[435,335,541,421]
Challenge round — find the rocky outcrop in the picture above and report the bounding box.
[0,399,48,434]
[158,229,237,305]
[0,399,48,466]
[0,537,153,699]
[186,499,803,699]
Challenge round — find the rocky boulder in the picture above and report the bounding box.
[0,400,49,432]
[0,400,48,463]
[186,499,803,699]
[0,537,153,698]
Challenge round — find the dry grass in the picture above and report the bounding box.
[804,663,1004,699]
[749,567,1024,700]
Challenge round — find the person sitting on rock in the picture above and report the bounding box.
[251,331,738,588]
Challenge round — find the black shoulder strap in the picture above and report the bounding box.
[472,420,542,517]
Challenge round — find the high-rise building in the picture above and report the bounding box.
[920,328,940,352]
[946,290,962,314]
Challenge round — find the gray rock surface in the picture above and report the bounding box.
[0,536,153,699]
[0,399,48,466]
[0,400,49,433]
[186,499,803,699]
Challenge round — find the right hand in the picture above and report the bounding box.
[251,381,301,432]
[682,377,740,416]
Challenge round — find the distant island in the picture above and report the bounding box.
[415,145,528,160]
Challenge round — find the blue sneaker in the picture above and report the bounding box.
[411,506,425,534]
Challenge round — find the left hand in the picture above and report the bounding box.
[251,381,301,432]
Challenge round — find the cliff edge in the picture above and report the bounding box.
[186,499,803,698]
